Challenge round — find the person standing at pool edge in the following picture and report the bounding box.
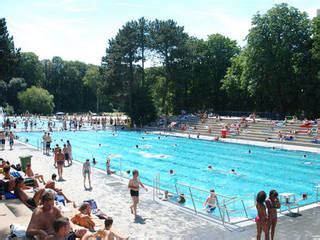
[55,149,65,181]
[255,191,269,240]
[83,159,92,190]
[128,169,147,218]
[266,190,280,240]
[67,140,72,164]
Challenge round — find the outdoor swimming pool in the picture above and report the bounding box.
[17,130,320,221]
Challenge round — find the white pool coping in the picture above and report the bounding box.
[151,131,320,153]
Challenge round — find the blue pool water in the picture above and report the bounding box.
[17,130,320,220]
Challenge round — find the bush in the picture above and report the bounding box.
[18,86,54,114]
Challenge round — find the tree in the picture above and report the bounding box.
[129,86,157,125]
[245,3,312,115]
[149,19,188,115]
[17,52,45,87]
[7,77,27,111]
[83,65,103,112]
[221,50,252,110]
[18,86,54,114]
[0,18,20,82]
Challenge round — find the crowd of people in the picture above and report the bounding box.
[0,157,129,239]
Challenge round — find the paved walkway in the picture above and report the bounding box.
[1,141,320,239]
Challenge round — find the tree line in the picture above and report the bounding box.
[1,3,320,123]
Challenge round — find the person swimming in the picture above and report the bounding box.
[169,169,175,175]
[208,165,213,170]
[92,158,97,165]
[248,149,251,154]
[136,145,139,148]
[230,169,237,175]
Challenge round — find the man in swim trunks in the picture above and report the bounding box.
[45,133,52,155]
[9,131,14,150]
[0,131,5,150]
[204,189,217,212]
[82,159,92,190]
[128,169,147,218]
[55,149,65,181]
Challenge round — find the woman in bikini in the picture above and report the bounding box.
[255,191,269,240]
[128,169,147,218]
[266,190,280,240]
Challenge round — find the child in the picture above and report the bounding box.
[266,190,280,240]
[255,191,269,240]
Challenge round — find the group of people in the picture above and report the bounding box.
[256,190,281,240]
[0,130,15,150]
[1,158,128,239]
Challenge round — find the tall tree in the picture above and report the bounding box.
[17,52,45,87]
[149,19,188,115]
[0,18,20,82]
[245,3,312,114]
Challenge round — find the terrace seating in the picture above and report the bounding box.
[150,115,320,149]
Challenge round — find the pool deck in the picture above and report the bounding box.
[1,141,320,239]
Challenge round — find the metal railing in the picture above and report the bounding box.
[151,175,256,225]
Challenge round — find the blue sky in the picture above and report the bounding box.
[1,0,319,65]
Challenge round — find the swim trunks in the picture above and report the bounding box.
[130,190,139,197]
[57,160,64,166]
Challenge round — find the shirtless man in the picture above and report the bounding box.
[45,174,72,203]
[128,169,147,217]
[9,131,14,150]
[204,189,217,213]
[25,163,45,184]
[45,217,71,240]
[82,217,128,240]
[27,192,76,240]
[45,133,52,155]
[14,177,45,210]
[55,149,65,181]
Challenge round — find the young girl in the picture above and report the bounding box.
[256,191,269,240]
[266,190,280,240]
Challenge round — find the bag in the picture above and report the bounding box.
[71,214,95,229]
[5,192,17,199]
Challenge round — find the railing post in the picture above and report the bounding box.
[189,187,197,214]
[216,198,224,225]
[241,200,248,218]
[223,200,230,222]
[153,178,155,201]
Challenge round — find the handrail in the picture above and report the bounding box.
[175,182,234,200]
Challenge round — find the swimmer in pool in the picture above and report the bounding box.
[248,150,251,154]
[230,169,237,175]
[92,158,97,165]
[169,169,175,175]
[136,145,139,148]
[208,165,213,170]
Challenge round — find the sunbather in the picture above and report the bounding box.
[25,163,46,184]
[27,192,87,240]
[45,217,71,240]
[82,217,129,240]
[71,202,95,231]
[45,174,72,203]
[14,177,45,210]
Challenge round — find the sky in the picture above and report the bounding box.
[1,0,319,65]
